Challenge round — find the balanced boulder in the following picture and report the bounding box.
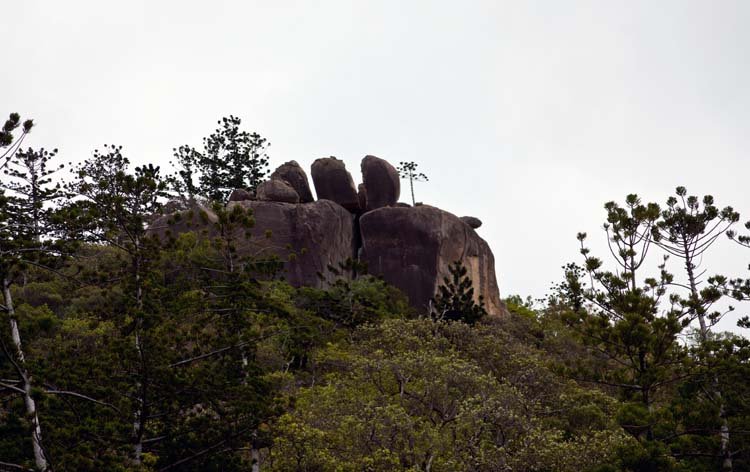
[310,157,359,211]
[228,188,254,202]
[271,160,314,203]
[361,155,399,210]
[256,179,300,203]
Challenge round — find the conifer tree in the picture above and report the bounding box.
[397,161,428,206]
[64,145,168,465]
[561,195,690,465]
[652,186,740,470]
[0,146,68,471]
[0,113,34,168]
[172,116,270,203]
[431,261,487,324]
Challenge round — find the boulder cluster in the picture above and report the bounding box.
[150,156,502,316]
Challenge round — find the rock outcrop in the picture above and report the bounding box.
[310,157,359,211]
[150,155,504,316]
[256,179,300,203]
[271,160,314,203]
[228,188,254,202]
[361,155,400,210]
[228,200,354,287]
[360,205,501,315]
[460,216,482,229]
[148,204,220,240]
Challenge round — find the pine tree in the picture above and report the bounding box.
[64,144,168,465]
[431,261,487,325]
[0,145,69,471]
[172,116,270,203]
[397,161,428,206]
[652,186,740,470]
[0,113,34,168]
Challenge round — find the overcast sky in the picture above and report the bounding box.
[4,0,749,329]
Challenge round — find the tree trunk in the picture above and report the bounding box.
[3,277,49,471]
[685,252,732,470]
[251,433,261,472]
[131,250,146,466]
[409,175,415,206]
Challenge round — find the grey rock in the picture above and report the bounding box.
[271,160,314,203]
[226,200,354,287]
[310,157,360,211]
[256,179,300,203]
[361,155,400,210]
[358,183,368,212]
[460,216,482,229]
[360,205,502,316]
[228,188,255,202]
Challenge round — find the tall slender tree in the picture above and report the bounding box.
[397,161,428,206]
[559,195,694,466]
[65,145,168,465]
[0,146,68,471]
[652,187,739,470]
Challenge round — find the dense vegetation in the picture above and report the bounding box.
[2,113,750,471]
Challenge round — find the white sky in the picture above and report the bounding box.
[4,0,749,329]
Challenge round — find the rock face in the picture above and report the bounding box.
[357,184,367,211]
[360,205,502,316]
[148,204,220,241]
[361,155,400,210]
[256,179,300,203]
[228,200,354,287]
[228,188,254,202]
[460,216,482,229]
[271,161,314,203]
[310,157,359,211]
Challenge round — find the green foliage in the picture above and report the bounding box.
[431,261,487,324]
[171,115,270,202]
[0,112,34,165]
[269,319,631,471]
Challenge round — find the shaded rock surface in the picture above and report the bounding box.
[361,155,400,210]
[357,183,367,211]
[271,161,314,203]
[256,179,300,203]
[460,216,482,229]
[228,188,254,202]
[228,200,354,287]
[148,204,220,240]
[150,200,354,288]
[360,205,502,316]
[310,157,359,211]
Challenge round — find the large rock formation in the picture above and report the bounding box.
[361,155,400,210]
[150,157,504,316]
[310,157,360,211]
[228,200,354,287]
[256,179,300,203]
[271,160,314,203]
[359,205,501,316]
